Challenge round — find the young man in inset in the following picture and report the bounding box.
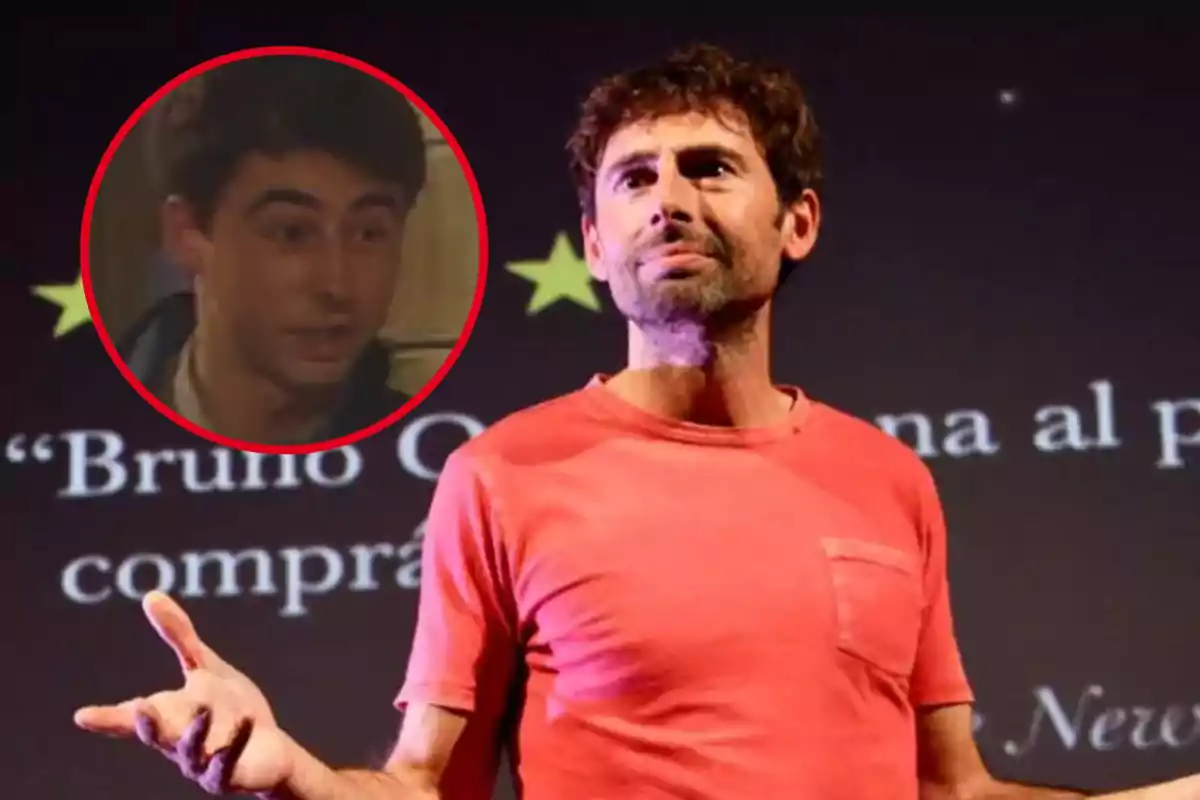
[77,45,1198,800]
[118,55,425,445]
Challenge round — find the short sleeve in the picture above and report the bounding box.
[908,469,975,707]
[395,448,518,717]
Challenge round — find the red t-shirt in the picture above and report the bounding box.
[396,377,974,799]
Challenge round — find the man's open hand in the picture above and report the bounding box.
[74,591,297,795]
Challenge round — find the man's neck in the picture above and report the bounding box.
[181,333,336,445]
[610,311,791,428]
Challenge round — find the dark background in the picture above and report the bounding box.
[4,16,1198,799]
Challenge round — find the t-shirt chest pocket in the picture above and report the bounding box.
[820,537,924,678]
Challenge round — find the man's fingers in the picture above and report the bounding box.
[134,708,166,753]
[142,591,209,673]
[176,706,212,774]
[199,717,253,796]
[200,712,243,762]
[73,701,141,737]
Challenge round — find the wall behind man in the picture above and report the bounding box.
[383,103,478,396]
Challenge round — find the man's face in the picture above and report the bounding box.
[583,110,816,328]
[174,150,407,390]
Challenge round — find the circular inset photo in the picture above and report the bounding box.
[82,47,487,454]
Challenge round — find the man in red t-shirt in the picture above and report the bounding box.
[396,375,974,799]
[75,44,1198,800]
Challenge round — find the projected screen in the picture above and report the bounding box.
[5,19,1197,800]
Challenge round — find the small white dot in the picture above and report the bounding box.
[998,88,1020,106]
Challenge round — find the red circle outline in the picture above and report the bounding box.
[80,45,489,456]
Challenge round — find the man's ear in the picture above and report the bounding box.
[160,196,212,283]
[581,214,608,283]
[780,188,821,263]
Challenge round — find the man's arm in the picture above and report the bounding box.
[917,703,1085,799]
[908,469,1198,799]
[263,448,513,800]
[980,775,1200,800]
[267,448,516,800]
[265,703,469,800]
[1090,777,1200,799]
[917,704,1200,800]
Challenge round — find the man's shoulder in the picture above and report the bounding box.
[806,399,944,534]
[117,292,195,392]
[810,399,936,486]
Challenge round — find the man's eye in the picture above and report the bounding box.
[691,159,732,179]
[357,225,393,244]
[268,221,316,246]
[618,168,655,190]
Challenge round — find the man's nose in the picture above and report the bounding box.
[312,239,353,303]
[648,165,698,228]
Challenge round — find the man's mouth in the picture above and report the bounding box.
[645,241,711,258]
[288,326,356,361]
[642,247,711,278]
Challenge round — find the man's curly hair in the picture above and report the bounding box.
[567,43,823,220]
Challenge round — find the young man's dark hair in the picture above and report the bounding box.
[147,55,427,230]
[119,55,430,446]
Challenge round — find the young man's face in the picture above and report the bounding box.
[171,149,408,391]
[583,108,817,328]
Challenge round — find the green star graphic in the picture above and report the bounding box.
[506,232,601,315]
[33,273,92,338]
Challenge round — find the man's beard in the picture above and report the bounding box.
[614,236,765,329]
[623,267,739,326]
